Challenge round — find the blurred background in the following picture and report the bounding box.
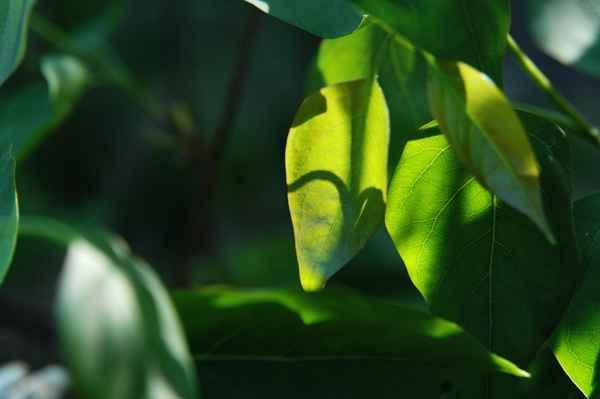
[0,0,598,397]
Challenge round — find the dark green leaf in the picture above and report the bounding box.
[549,191,600,398]
[529,0,600,79]
[244,0,362,39]
[348,0,510,86]
[0,0,37,87]
[0,149,18,286]
[56,231,199,399]
[0,54,93,160]
[286,78,388,291]
[385,111,581,398]
[428,60,554,242]
[173,285,529,399]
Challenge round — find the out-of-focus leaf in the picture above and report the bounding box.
[0,362,29,394]
[0,54,93,160]
[385,112,581,398]
[428,60,554,242]
[549,191,600,398]
[0,149,18,287]
[244,0,362,38]
[529,0,600,79]
[348,0,510,86]
[0,363,70,399]
[173,285,529,399]
[286,78,388,291]
[0,0,37,87]
[56,231,198,399]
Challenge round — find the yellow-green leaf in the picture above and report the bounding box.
[286,78,388,291]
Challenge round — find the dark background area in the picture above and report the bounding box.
[0,0,598,396]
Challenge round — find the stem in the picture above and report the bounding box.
[507,34,600,149]
[29,13,171,128]
[174,6,261,287]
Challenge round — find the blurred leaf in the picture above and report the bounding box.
[286,78,388,291]
[0,362,29,394]
[385,111,581,398]
[244,0,362,39]
[348,0,510,86]
[0,362,70,399]
[0,0,37,87]
[549,191,600,398]
[529,0,600,79]
[173,285,529,399]
[429,60,554,242]
[0,149,18,287]
[0,54,93,160]
[56,230,198,399]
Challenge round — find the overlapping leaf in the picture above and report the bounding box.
[244,0,362,38]
[0,0,37,87]
[304,23,431,141]
[49,224,199,399]
[173,285,528,399]
[385,111,581,398]
[549,191,600,398]
[348,0,510,86]
[529,0,600,79]
[0,149,18,286]
[429,60,553,242]
[286,78,388,291]
[0,54,93,160]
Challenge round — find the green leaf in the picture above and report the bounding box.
[0,149,18,286]
[0,0,36,87]
[385,111,582,398]
[304,24,431,139]
[549,191,600,398]
[0,54,93,160]
[55,229,199,399]
[286,78,389,291]
[173,285,529,399]
[428,60,554,243]
[244,0,362,39]
[348,0,510,86]
[528,0,600,79]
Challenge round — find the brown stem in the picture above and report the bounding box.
[174,6,261,287]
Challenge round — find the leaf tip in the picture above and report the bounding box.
[300,271,327,292]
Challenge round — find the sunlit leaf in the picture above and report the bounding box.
[174,285,529,399]
[348,0,510,86]
[549,191,600,398]
[385,111,581,398]
[244,0,362,39]
[304,24,431,156]
[0,0,37,87]
[529,0,600,79]
[0,54,93,160]
[429,60,554,242]
[56,231,198,399]
[0,149,18,287]
[286,78,388,291]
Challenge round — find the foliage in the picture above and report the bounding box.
[0,0,599,399]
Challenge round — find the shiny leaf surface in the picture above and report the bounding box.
[174,285,529,399]
[0,0,36,87]
[429,60,553,242]
[385,111,581,398]
[244,0,362,38]
[549,191,600,398]
[529,0,600,79]
[286,78,388,291]
[348,0,510,86]
[57,232,199,399]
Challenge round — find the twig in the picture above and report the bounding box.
[174,6,261,287]
[507,34,600,149]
